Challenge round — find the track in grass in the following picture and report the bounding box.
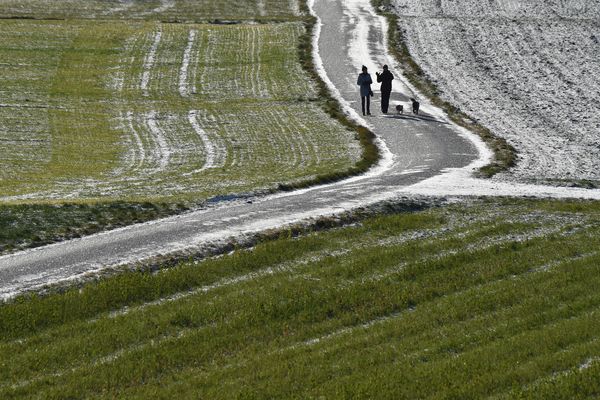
[1,199,600,398]
[0,20,360,202]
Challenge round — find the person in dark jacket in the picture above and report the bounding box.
[357,65,373,116]
[376,64,394,113]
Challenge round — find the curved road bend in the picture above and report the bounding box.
[0,0,479,298]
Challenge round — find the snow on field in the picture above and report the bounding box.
[178,29,197,97]
[391,0,600,186]
[0,0,302,21]
[0,21,361,201]
[289,0,300,16]
[140,30,162,96]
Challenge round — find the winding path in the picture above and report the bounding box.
[0,0,543,298]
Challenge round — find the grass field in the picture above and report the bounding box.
[2,198,600,398]
[0,19,360,202]
[0,0,303,21]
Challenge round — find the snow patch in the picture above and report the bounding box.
[257,0,266,17]
[186,110,216,174]
[141,30,162,96]
[289,0,300,16]
[178,29,197,97]
[102,0,133,16]
[152,0,175,14]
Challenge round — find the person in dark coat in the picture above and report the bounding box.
[411,97,420,115]
[376,64,394,113]
[357,65,373,116]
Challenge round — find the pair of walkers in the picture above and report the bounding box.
[357,64,394,115]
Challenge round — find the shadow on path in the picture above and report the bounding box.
[381,113,449,124]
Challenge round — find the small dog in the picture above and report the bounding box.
[410,98,420,115]
[395,104,404,114]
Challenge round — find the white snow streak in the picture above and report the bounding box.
[343,1,374,73]
[115,111,145,175]
[141,30,162,96]
[289,0,300,16]
[103,0,133,15]
[152,0,175,14]
[146,111,170,170]
[187,110,215,173]
[257,0,266,17]
[179,29,197,97]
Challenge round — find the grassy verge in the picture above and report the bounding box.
[0,201,189,255]
[371,0,516,177]
[2,198,600,398]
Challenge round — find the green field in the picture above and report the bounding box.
[2,198,600,398]
[0,0,303,21]
[0,19,360,202]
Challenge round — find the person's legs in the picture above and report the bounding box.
[366,95,371,115]
[361,96,366,115]
[381,90,390,113]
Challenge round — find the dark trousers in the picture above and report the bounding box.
[361,96,370,115]
[381,89,391,113]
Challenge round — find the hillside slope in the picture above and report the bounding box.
[392,0,600,187]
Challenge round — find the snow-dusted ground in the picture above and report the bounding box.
[0,22,361,202]
[391,0,600,186]
[3,0,600,299]
[311,0,600,200]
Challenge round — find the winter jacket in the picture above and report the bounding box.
[357,72,373,97]
[377,69,394,92]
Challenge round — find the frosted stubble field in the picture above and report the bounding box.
[392,0,600,186]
